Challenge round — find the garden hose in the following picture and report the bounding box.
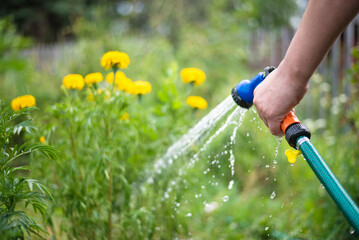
[231,67,359,232]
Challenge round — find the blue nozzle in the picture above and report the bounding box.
[231,66,275,109]
[231,72,265,109]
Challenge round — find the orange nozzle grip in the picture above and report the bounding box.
[281,110,301,133]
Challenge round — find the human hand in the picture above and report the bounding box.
[253,66,309,136]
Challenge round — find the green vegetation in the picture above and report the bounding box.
[0,1,358,239]
[0,105,57,238]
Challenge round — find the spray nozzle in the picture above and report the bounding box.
[231,66,311,149]
[231,66,275,109]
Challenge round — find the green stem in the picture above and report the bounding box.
[111,67,118,94]
[107,166,113,240]
[67,95,82,181]
[103,107,113,240]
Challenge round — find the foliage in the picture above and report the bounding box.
[0,0,117,42]
[31,55,207,239]
[0,17,32,74]
[0,104,57,239]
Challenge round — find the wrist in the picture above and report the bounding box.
[277,60,310,90]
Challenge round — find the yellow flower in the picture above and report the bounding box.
[39,136,46,143]
[127,81,152,95]
[101,51,130,70]
[106,72,133,91]
[11,95,36,111]
[186,96,208,110]
[85,72,103,85]
[118,78,133,92]
[180,68,206,86]
[62,74,85,90]
[121,112,130,120]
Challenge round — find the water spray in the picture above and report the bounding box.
[231,67,359,232]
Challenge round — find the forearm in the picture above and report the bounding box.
[281,0,359,85]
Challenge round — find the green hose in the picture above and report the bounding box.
[297,136,359,232]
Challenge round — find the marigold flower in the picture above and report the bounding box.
[106,72,133,91]
[127,81,152,95]
[121,112,130,120]
[180,68,206,86]
[62,74,85,90]
[11,95,36,111]
[186,96,208,110]
[39,136,46,143]
[85,72,103,85]
[101,51,130,70]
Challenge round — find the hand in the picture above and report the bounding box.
[253,66,308,136]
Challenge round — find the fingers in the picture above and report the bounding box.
[268,120,284,137]
[256,105,284,136]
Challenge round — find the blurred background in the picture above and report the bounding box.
[1,0,359,239]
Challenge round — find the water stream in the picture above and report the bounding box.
[153,95,242,174]
[146,94,286,237]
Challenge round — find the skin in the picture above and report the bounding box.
[253,0,359,136]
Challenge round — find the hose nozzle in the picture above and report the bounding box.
[231,66,275,109]
[231,66,311,148]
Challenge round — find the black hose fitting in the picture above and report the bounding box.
[285,123,311,149]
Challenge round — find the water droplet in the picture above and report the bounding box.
[186,213,192,217]
[223,195,229,202]
[265,227,269,231]
[270,191,276,199]
[228,180,234,190]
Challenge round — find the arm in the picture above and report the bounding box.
[253,0,359,136]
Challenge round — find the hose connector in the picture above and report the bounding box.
[285,123,311,149]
